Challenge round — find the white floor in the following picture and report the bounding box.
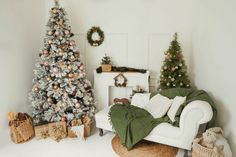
[0,128,186,157]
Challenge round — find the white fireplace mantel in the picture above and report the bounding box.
[94,70,150,111]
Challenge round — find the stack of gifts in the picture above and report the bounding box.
[67,115,92,139]
[27,114,93,142]
[35,121,67,142]
[68,119,83,138]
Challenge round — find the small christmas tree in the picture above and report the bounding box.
[29,0,95,125]
[101,54,111,65]
[159,33,191,90]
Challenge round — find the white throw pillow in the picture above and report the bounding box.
[131,93,151,108]
[167,96,186,122]
[145,94,173,118]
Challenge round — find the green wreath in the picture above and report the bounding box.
[87,26,105,47]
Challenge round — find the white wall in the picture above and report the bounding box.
[0,0,45,145]
[45,0,193,92]
[192,0,236,154]
[1,0,235,154]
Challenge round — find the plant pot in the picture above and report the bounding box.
[101,64,112,72]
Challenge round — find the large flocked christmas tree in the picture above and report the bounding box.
[159,33,191,90]
[29,0,95,125]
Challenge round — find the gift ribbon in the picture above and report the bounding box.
[41,130,49,139]
[51,125,66,142]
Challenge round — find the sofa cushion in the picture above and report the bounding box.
[167,96,186,122]
[145,94,173,118]
[131,93,151,108]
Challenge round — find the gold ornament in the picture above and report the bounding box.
[70,56,75,60]
[79,64,84,70]
[65,30,70,35]
[47,97,52,103]
[34,87,39,92]
[47,31,52,35]
[75,103,81,108]
[61,117,66,122]
[53,85,59,90]
[48,39,52,44]
[55,31,60,36]
[63,92,68,97]
[59,52,63,56]
[69,40,75,45]
[43,50,48,55]
[52,8,57,14]
[44,61,49,66]
[68,73,74,78]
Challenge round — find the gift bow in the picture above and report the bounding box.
[51,125,66,142]
[52,125,64,133]
[41,130,49,139]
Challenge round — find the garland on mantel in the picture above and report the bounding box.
[96,66,147,73]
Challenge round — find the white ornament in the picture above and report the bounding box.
[53,67,59,73]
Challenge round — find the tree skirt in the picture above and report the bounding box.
[112,136,178,157]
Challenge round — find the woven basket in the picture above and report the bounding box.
[9,117,34,143]
[192,138,224,157]
[101,64,112,72]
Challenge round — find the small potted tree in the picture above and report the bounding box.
[101,54,112,72]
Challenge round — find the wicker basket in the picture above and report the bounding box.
[101,64,112,72]
[192,138,224,157]
[9,117,34,143]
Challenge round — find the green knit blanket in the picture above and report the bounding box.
[109,88,217,150]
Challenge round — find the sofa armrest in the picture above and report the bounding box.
[180,100,213,130]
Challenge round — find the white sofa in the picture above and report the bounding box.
[95,93,213,150]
